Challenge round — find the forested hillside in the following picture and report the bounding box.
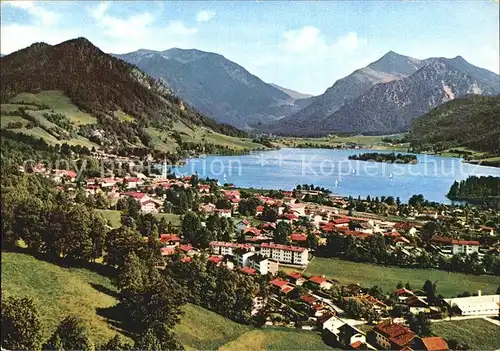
[409,95,500,154]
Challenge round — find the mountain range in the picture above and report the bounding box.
[116,48,499,135]
[267,53,500,135]
[115,49,308,129]
[0,38,245,151]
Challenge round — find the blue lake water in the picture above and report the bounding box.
[171,148,500,203]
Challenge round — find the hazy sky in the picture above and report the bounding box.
[1,0,498,95]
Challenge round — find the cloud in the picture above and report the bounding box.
[282,26,361,57]
[166,20,198,35]
[196,10,216,22]
[3,0,60,25]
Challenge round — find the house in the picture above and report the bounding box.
[200,203,216,213]
[479,225,496,236]
[289,203,306,216]
[207,255,224,266]
[406,295,429,314]
[269,277,295,295]
[140,199,159,214]
[259,243,309,266]
[444,293,500,316]
[256,205,264,216]
[215,208,232,218]
[338,324,372,350]
[160,234,180,247]
[277,213,298,223]
[414,337,450,351]
[179,244,196,255]
[241,266,257,275]
[251,295,266,315]
[236,219,250,233]
[290,233,308,244]
[287,271,307,286]
[124,177,143,189]
[53,169,78,182]
[247,254,279,275]
[210,241,254,256]
[431,236,480,255]
[308,276,334,290]
[197,184,211,193]
[371,320,416,350]
[394,288,415,302]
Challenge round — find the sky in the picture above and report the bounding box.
[1,0,498,95]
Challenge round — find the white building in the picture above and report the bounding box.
[445,293,500,316]
[259,243,309,266]
[209,241,254,256]
[235,251,279,275]
[431,236,480,255]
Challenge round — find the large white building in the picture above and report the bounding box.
[445,294,500,316]
[431,236,480,255]
[259,243,309,266]
[209,241,254,256]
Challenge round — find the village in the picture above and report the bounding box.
[24,163,500,351]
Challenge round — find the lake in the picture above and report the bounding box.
[171,148,500,203]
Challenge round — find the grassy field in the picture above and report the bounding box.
[175,303,251,350]
[9,91,97,125]
[147,121,264,154]
[156,212,182,227]
[220,328,335,351]
[276,134,409,151]
[1,252,124,343]
[293,257,499,297]
[96,209,122,228]
[0,115,29,128]
[431,319,500,350]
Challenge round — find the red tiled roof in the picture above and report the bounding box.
[160,234,180,243]
[375,320,415,347]
[121,191,146,199]
[124,177,141,182]
[181,257,192,263]
[54,169,78,178]
[179,244,193,252]
[240,266,257,275]
[394,288,414,296]
[332,218,350,225]
[243,227,261,236]
[309,276,327,285]
[208,255,223,264]
[210,241,253,250]
[269,278,289,288]
[260,242,307,253]
[385,231,401,237]
[300,294,318,305]
[290,233,307,241]
[256,205,264,212]
[431,236,480,246]
[281,285,294,294]
[421,337,449,351]
[161,247,175,256]
[288,271,303,280]
[350,341,363,349]
[279,213,298,220]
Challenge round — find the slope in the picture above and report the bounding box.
[0,38,247,153]
[408,95,500,156]
[116,48,303,129]
[267,51,425,134]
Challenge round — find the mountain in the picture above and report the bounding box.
[115,48,306,129]
[268,53,500,135]
[267,51,425,134]
[269,83,313,100]
[0,38,246,151]
[409,95,500,154]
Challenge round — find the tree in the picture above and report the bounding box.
[181,212,202,244]
[261,205,278,222]
[307,233,319,251]
[408,312,431,337]
[99,335,133,350]
[118,252,148,293]
[273,221,291,244]
[105,226,144,267]
[135,323,184,351]
[43,316,94,351]
[423,279,437,303]
[396,281,404,289]
[1,297,43,351]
